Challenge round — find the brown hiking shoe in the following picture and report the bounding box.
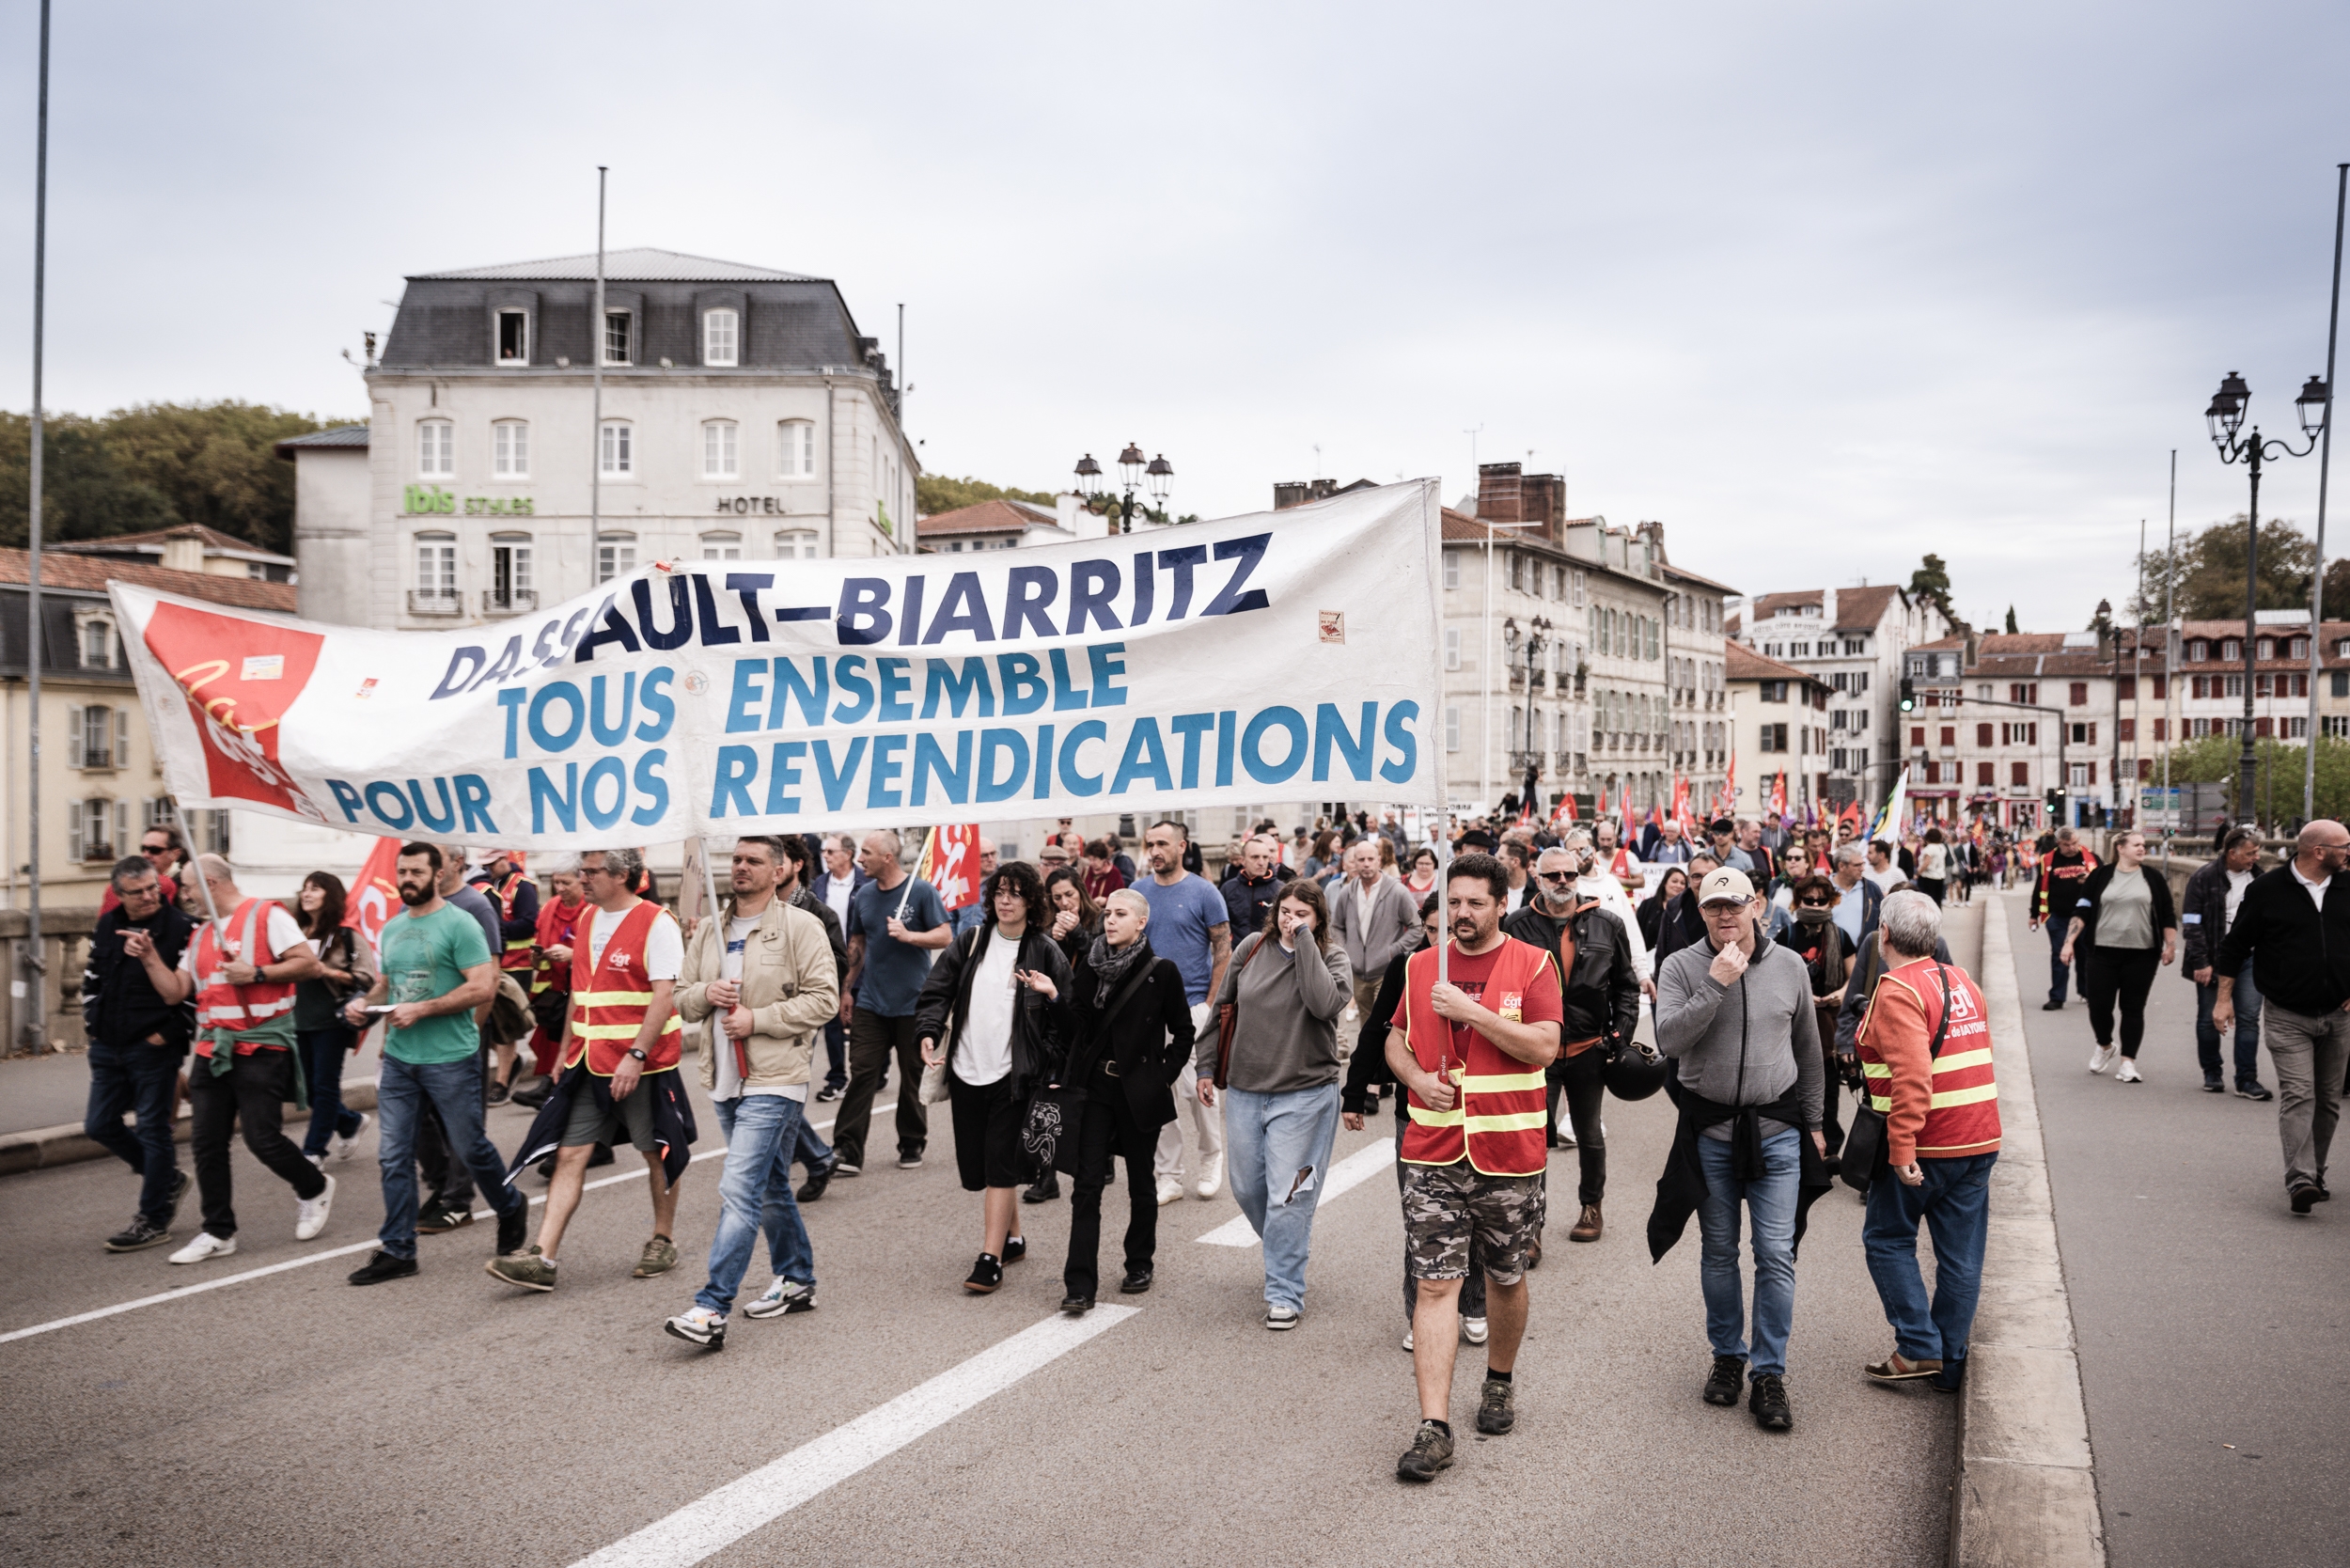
[1569,1203,1604,1243]
[634,1235,679,1278]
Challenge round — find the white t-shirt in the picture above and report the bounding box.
[2223,867,2255,932]
[1866,867,1902,893]
[2293,861,2330,912]
[180,904,306,975]
[822,873,854,926]
[953,930,1022,1087]
[709,908,806,1104]
[580,903,683,979]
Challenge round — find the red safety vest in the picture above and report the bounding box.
[564,900,682,1075]
[533,896,586,996]
[1856,957,2000,1158]
[1397,936,1556,1177]
[491,870,539,974]
[192,898,299,1058]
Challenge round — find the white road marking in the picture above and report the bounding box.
[0,1114,838,1346]
[572,1307,1139,1568]
[1196,1137,1394,1247]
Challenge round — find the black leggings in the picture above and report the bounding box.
[2082,945,2161,1058]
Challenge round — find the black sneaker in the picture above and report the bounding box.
[2291,1184,2321,1215]
[495,1203,528,1258]
[2041,999,2065,1011]
[164,1168,191,1228]
[816,1083,843,1103]
[1395,1419,1455,1482]
[1119,1267,1153,1294]
[796,1159,837,1203]
[1749,1372,1794,1431]
[1476,1376,1517,1435]
[1022,1173,1061,1204]
[1001,1235,1026,1265]
[1703,1354,1747,1406]
[415,1200,473,1234]
[104,1216,174,1253]
[2201,1079,2227,1093]
[485,1075,512,1107]
[348,1250,419,1287]
[586,1143,616,1168]
[509,1077,553,1109]
[964,1253,1004,1294]
[2237,1083,2275,1103]
[1060,1294,1094,1314]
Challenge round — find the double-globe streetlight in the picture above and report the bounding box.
[1502,613,1553,805]
[1073,444,1174,533]
[2205,369,2330,825]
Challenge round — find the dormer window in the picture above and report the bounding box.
[703,308,739,367]
[496,309,529,365]
[80,619,114,669]
[603,309,633,367]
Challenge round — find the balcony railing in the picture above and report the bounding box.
[484,589,539,617]
[1507,750,1545,775]
[408,590,462,617]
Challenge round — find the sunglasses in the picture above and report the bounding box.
[1535,870,1574,884]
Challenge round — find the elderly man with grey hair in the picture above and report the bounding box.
[1855,888,1998,1392]
[1829,843,1883,950]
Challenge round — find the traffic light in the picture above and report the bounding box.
[1898,678,1915,713]
[2044,787,2062,814]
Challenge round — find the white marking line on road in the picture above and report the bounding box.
[1195,1136,1394,1246]
[572,1307,1139,1568]
[0,1114,838,1347]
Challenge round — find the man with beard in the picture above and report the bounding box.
[343,843,525,1285]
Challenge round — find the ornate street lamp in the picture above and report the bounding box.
[1073,444,1173,533]
[2208,369,2330,827]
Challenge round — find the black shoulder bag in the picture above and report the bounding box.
[1838,963,1950,1194]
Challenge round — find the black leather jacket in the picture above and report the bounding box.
[1502,898,1641,1051]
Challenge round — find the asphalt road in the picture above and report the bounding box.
[2,936,1963,1568]
[2005,892,2350,1568]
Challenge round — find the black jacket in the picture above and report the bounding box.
[1341,948,1415,1116]
[1502,899,1641,1053]
[83,902,197,1052]
[1060,942,1194,1132]
[1652,889,1710,967]
[2179,857,2249,975]
[2217,863,2350,1018]
[913,922,1073,1096]
[789,885,850,981]
[2066,864,2177,957]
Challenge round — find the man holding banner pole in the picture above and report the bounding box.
[834,830,949,1178]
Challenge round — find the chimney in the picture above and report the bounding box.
[1821,587,1838,630]
[1477,462,1523,525]
[1057,493,1106,540]
[1521,473,1566,543]
[162,529,206,574]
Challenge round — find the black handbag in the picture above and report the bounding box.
[1026,955,1158,1176]
[1839,961,1950,1194]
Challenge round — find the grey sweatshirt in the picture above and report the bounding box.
[1198,930,1354,1094]
[1654,936,1824,1139]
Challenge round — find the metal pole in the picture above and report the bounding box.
[2310,164,2347,823]
[2164,453,2176,863]
[897,303,908,557]
[590,165,606,591]
[2242,444,2262,828]
[2135,520,2144,828]
[23,0,49,1044]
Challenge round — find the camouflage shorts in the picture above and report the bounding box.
[1401,1161,1546,1286]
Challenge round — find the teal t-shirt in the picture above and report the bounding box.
[378,902,495,1065]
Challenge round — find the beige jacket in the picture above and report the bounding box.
[679,899,839,1093]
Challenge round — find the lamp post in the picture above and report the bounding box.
[2206,369,2330,828]
[1073,444,1173,534]
[1501,614,1552,806]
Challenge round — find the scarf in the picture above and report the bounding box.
[1088,932,1152,996]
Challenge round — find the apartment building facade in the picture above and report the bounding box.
[1725,642,1831,817]
[1732,584,1951,808]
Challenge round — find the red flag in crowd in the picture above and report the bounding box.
[344,835,402,959]
[1769,773,1788,820]
[918,823,984,911]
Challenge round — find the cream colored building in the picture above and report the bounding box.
[1725,642,1830,818]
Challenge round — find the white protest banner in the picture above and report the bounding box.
[113,480,1442,849]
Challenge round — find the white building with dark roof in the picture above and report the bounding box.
[1731,584,1951,808]
[283,247,918,630]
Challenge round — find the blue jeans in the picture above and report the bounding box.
[697,1094,817,1315]
[298,1027,365,1157]
[1864,1152,1996,1382]
[84,1035,184,1226]
[375,1054,521,1260]
[2044,917,2074,1004]
[1223,1083,1341,1312]
[2196,959,2264,1087]
[1695,1126,1801,1377]
[793,1107,834,1172]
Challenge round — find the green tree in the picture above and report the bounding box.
[916,473,1055,515]
[2132,514,2317,622]
[1909,553,1961,630]
[2159,732,2350,826]
[2004,604,2019,634]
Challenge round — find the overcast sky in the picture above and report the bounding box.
[2,2,2345,632]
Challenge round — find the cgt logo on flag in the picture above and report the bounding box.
[143,601,329,822]
[919,823,983,911]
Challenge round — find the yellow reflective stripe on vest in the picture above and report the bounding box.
[1464,1110,1548,1133]
[1869,1093,1892,1111]
[1927,1082,1998,1109]
[1861,1061,1892,1079]
[574,990,655,1007]
[572,1017,682,1040]
[1933,1046,1994,1074]
[1462,1071,1545,1093]
[1407,1104,1465,1126]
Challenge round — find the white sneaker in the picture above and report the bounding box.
[1402,1325,1416,1352]
[662,1307,727,1348]
[306,1152,325,1168]
[295,1173,337,1241]
[1462,1315,1489,1345]
[743,1277,817,1318]
[1264,1303,1301,1330]
[168,1231,238,1265]
[1194,1153,1225,1200]
[2117,1058,2144,1084]
[332,1111,369,1163]
[1155,1177,1185,1207]
[2089,1044,2118,1074]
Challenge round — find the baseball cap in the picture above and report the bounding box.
[1696,868,1756,907]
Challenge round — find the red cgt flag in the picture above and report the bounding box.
[919,824,984,911]
[343,835,403,960]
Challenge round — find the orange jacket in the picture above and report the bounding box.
[1857,958,2000,1164]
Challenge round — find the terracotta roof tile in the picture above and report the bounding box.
[0,549,299,613]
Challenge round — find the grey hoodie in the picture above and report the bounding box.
[1654,935,1824,1139]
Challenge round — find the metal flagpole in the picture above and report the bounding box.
[2307,163,2346,824]
[898,826,934,919]
[2164,453,2176,864]
[22,0,49,1042]
[590,166,606,594]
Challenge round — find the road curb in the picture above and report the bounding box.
[0,1077,380,1177]
[1951,894,2105,1567]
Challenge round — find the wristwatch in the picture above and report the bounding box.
[626,1047,649,1062]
